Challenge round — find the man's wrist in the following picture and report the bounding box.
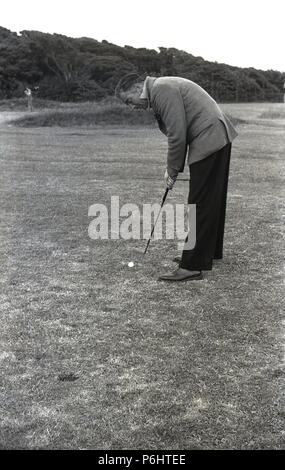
[167,168,178,180]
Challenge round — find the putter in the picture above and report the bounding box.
[143,187,169,256]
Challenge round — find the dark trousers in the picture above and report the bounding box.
[180,143,231,271]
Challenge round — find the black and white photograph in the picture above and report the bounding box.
[0,0,284,456]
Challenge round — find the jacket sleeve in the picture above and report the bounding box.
[152,84,187,174]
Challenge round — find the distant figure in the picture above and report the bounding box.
[24,88,33,111]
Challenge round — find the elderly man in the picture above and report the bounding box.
[121,75,238,281]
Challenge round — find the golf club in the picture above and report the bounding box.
[143,187,169,256]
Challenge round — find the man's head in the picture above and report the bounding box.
[115,74,148,109]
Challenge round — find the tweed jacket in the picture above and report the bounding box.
[140,76,238,176]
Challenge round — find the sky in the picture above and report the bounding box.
[1,0,285,72]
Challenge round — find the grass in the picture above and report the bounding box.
[2,98,245,128]
[1,98,156,127]
[0,97,62,111]
[13,105,155,127]
[258,108,285,119]
[221,102,285,122]
[0,103,284,449]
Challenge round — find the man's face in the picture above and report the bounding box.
[120,81,148,109]
[126,96,148,109]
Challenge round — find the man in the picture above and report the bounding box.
[24,87,33,112]
[118,75,238,281]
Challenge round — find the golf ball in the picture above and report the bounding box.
[128,261,134,268]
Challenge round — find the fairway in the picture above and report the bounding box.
[0,103,284,449]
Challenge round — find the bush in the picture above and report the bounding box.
[37,76,108,102]
[12,101,157,127]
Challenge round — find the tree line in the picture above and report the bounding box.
[0,26,284,102]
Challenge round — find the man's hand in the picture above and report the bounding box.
[164,169,177,190]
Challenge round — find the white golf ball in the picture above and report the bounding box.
[128,261,134,268]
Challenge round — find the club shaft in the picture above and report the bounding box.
[144,188,169,255]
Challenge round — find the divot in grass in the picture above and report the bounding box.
[58,373,79,382]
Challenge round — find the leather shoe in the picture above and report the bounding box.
[158,268,203,282]
[173,256,213,270]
